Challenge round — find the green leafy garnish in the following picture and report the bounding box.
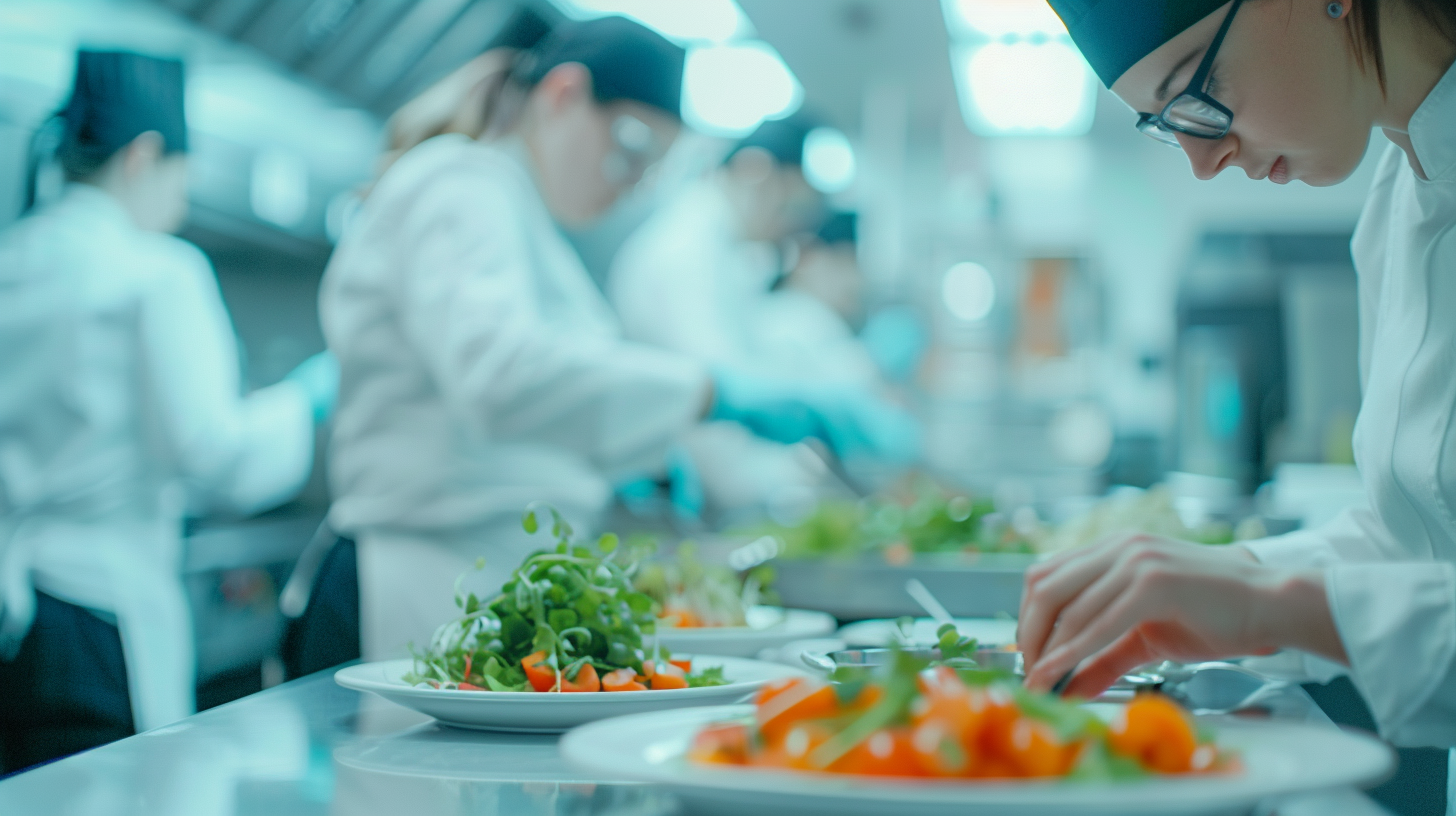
[406,504,666,692]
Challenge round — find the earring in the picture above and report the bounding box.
[1327,1,1343,17]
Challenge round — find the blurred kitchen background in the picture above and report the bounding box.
[0,0,1372,702]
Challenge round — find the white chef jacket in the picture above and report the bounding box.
[610,179,780,370]
[610,179,882,515]
[320,135,706,659]
[0,184,314,730]
[1244,61,1456,751]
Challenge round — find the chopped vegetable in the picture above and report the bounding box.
[401,503,729,692]
[634,540,775,628]
[689,647,1236,780]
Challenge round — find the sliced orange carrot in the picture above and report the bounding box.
[457,682,485,691]
[669,658,692,673]
[755,678,840,742]
[602,668,647,692]
[1108,693,1197,773]
[521,651,557,692]
[650,662,689,690]
[562,663,601,693]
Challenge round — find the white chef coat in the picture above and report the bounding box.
[320,135,706,659]
[1244,60,1456,754]
[610,179,881,515]
[610,179,780,370]
[0,184,314,730]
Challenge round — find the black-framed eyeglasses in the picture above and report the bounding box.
[1137,0,1244,147]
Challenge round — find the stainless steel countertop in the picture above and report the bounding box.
[0,664,1394,816]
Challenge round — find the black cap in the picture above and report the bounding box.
[59,50,188,171]
[515,16,686,118]
[1047,0,1227,87]
[725,110,820,167]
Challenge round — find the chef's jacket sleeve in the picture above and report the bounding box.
[136,237,314,514]
[394,174,708,473]
[1241,506,1400,567]
[1327,561,1456,747]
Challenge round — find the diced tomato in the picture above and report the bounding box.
[562,663,601,693]
[687,722,750,765]
[521,651,558,692]
[457,682,485,691]
[663,606,705,628]
[650,662,689,690]
[1108,693,1198,773]
[1000,717,1082,777]
[750,721,834,771]
[829,728,926,777]
[754,677,840,742]
[602,668,647,692]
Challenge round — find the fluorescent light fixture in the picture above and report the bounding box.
[682,42,803,137]
[941,0,1095,137]
[802,127,856,194]
[942,262,996,322]
[251,149,310,229]
[953,40,1095,136]
[943,0,1067,39]
[554,0,751,43]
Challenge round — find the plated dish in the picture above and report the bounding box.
[561,704,1393,816]
[335,655,801,732]
[335,504,807,730]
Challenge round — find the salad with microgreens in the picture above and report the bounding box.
[634,541,776,628]
[689,625,1234,780]
[403,504,730,693]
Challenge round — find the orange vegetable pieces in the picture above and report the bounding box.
[689,722,751,765]
[754,677,840,743]
[521,651,558,692]
[562,663,601,693]
[669,658,693,673]
[663,606,705,628]
[909,669,984,775]
[965,686,1024,778]
[1109,693,1199,773]
[751,722,834,771]
[602,668,647,692]
[650,662,690,690]
[457,682,485,691]
[1001,717,1081,778]
[830,728,926,777]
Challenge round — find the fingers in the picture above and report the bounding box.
[1017,541,1138,667]
[1024,578,1164,692]
[1058,629,1159,699]
[1035,545,1167,662]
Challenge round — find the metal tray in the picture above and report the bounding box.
[771,552,1037,622]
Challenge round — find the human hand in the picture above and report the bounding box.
[1016,534,1343,698]
[708,368,920,463]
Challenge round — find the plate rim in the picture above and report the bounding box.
[334,655,803,703]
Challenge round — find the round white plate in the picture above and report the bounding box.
[335,657,804,733]
[561,705,1394,816]
[656,607,837,658]
[838,617,1019,649]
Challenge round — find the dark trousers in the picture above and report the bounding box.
[282,537,361,680]
[0,592,134,774]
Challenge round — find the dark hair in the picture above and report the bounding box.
[1349,0,1456,89]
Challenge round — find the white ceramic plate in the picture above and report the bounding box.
[838,617,1019,649]
[561,705,1394,816]
[335,657,804,733]
[656,607,837,658]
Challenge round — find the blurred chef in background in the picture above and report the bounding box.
[0,51,333,771]
[612,126,906,520]
[610,114,826,370]
[315,17,918,663]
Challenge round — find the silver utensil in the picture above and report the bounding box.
[904,578,957,629]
